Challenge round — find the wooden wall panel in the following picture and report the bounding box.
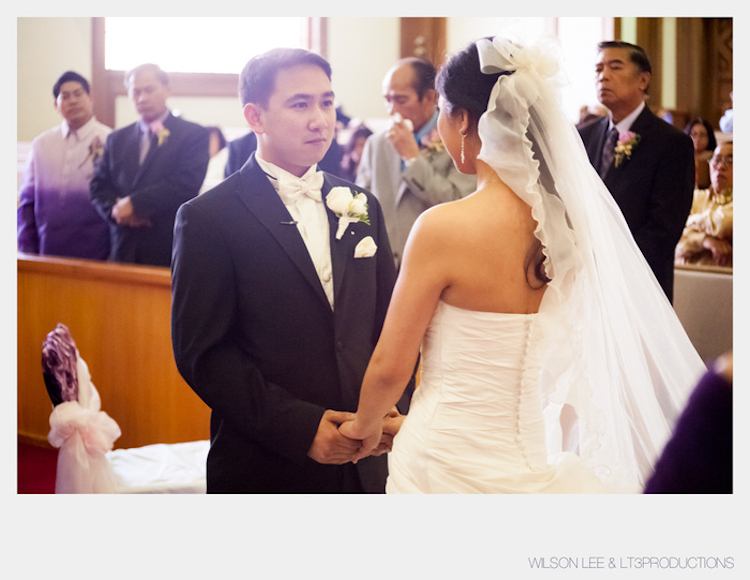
[17,254,210,449]
[400,17,447,67]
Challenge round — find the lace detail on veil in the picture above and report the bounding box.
[475,36,705,492]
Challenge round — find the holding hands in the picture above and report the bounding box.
[307,407,404,465]
[339,407,404,463]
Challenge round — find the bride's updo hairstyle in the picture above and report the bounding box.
[436,39,549,288]
[436,38,509,129]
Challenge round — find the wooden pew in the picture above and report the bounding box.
[17,253,210,449]
[673,264,733,363]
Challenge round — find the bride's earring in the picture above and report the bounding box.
[460,132,466,165]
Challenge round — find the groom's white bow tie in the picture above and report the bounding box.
[277,171,325,206]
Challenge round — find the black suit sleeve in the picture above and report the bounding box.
[630,130,694,264]
[171,200,324,463]
[89,131,120,222]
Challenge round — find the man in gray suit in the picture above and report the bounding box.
[356,57,476,268]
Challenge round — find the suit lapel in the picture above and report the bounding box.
[384,142,408,207]
[120,124,144,187]
[591,117,610,173]
[628,105,653,136]
[322,177,350,307]
[606,106,650,184]
[237,157,331,309]
[133,114,175,187]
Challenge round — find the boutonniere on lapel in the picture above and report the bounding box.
[420,128,444,154]
[79,136,105,168]
[326,187,370,239]
[151,120,170,146]
[614,131,641,167]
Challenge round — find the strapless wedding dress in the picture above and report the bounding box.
[387,301,607,494]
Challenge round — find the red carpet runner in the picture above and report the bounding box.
[17,437,57,494]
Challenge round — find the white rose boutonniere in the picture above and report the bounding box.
[326,187,370,239]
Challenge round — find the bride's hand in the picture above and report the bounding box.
[339,416,382,463]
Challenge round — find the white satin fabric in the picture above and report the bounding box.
[468,36,704,491]
[387,301,609,494]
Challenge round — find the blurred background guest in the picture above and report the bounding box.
[18,71,112,260]
[200,126,228,193]
[685,116,717,189]
[644,351,732,494]
[340,123,372,182]
[675,141,733,267]
[90,63,209,267]
[719,92,733,133]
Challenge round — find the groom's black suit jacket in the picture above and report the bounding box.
[578,105,694,302]
[90,113,209,267]
[171,153,412,493]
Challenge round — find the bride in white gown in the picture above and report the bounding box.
[339,36,705,493]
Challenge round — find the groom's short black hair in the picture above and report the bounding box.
[239,48,332,108]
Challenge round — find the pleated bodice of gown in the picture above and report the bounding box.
[386,300,607,493]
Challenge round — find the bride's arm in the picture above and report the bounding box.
[341,208,451,458]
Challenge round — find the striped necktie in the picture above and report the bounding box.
[599,127,619,178]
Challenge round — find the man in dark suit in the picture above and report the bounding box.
[579,41,694,302]
[224,128,344,178]
[90,63,209,267]
[223,130,257,178]
[171,48,412,493]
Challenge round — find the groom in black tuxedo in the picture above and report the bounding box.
[579,41,693,302]
[171,48,412,493]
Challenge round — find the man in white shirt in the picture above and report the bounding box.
[18,71,112,259]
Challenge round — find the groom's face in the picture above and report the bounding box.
[244,64,336,177]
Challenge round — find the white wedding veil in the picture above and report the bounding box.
[474,36,706,491]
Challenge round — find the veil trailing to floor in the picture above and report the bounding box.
[475,36,705,492]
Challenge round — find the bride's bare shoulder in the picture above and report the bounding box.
[418,193,477,226]
[410,198,468,240]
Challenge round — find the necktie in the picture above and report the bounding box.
[599,127,619,178]
[140,127,155,164]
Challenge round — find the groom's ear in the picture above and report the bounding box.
[243,102,264,135]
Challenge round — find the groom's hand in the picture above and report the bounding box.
[369,407,405,457]
[307,409,359,465]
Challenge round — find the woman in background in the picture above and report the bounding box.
[685,117,717,190]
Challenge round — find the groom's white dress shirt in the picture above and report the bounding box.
[257,156,334,309]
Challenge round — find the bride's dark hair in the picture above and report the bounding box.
[436,37,507,127]
[436,39,550,288]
